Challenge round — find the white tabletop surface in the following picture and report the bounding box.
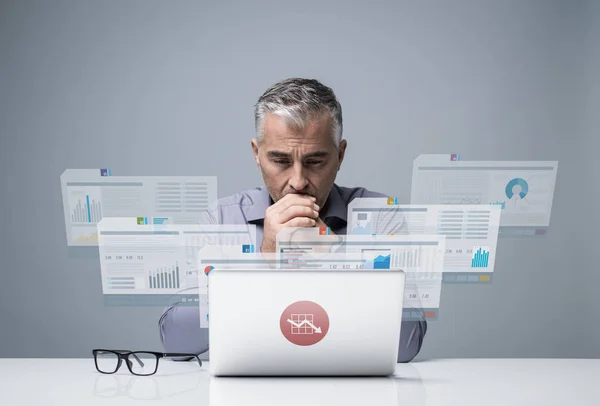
[0,358,598,405]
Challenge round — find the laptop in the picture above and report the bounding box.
[207,268,405,376]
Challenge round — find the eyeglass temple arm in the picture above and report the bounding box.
[130,353,144,368]
[163,353,203,366]
[112,350,145,368]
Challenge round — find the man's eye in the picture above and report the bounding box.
[306,160,324,166]
[273,159,290,165]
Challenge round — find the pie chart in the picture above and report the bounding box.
[505,178,528,199]
[204,266,214,275]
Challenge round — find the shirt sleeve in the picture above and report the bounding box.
[159,304,209,360]
[373,206,409,235]
[397,317,428,363]
[157,205,219,360]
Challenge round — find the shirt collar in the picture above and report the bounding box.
[245,184,348,226]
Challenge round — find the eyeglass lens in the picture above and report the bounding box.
[128,352,158,376]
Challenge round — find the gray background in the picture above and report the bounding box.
[0,0,597,359]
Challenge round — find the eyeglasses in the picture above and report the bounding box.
[92,349,202,376]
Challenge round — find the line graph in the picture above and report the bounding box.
[287,314,322,334]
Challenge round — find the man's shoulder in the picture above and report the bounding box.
[204,186,269,224]
[334,184,389,202]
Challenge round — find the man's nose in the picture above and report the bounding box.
[289,163,309,192]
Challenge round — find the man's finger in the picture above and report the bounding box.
[271,194,318,215]
[283,216,316,228]
[278,205,319,224]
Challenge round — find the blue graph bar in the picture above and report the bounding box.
[86,195,91,222]
[147,265,181,289]
[471,247,490,268]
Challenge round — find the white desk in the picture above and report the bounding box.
[0,358,597,405]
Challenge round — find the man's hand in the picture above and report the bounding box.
[261,194,320,253]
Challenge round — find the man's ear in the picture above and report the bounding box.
[337,139,347,171]
[251,138,260,167]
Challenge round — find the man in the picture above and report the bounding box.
[159,78,427,362]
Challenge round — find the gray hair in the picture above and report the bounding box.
[254,78,343,146]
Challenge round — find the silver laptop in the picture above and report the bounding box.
[208,268,405,376]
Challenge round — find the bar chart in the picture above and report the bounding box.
[148,262,181,289]
[471,246,490,268]
[394,249,422,268]
[69,189,102,224]
[392,246,442,273]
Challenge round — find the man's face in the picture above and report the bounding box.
[251,113,347,211]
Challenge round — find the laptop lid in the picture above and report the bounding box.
[208,268,405,376]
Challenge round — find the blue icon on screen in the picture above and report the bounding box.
[505,178,528,199]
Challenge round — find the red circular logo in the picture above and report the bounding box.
[279,301,330,346]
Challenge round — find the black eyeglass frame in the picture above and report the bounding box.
[92,349,202,376]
